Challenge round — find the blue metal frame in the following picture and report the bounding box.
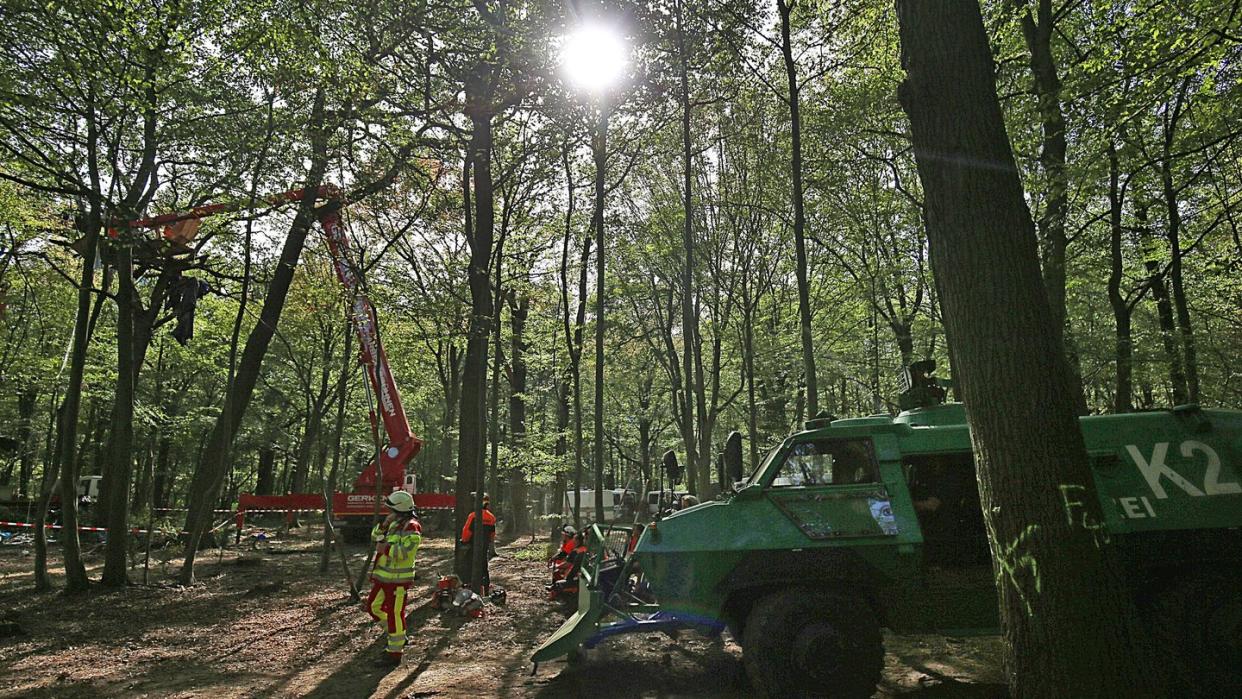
[583,610,726,649]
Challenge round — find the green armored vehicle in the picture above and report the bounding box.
[532,390,1242,697]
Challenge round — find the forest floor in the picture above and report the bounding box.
[0,524,1006,698]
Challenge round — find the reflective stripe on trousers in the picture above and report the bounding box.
[372,564,415,583]
[367,582,409,655]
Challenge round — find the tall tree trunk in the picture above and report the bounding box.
[442,344,462,489]
[255,448,276,496]
[674,0,701,493]
[15,387,36,498]
[508,293,530,534]
[457,73,495,580]
[152,393,177,509]
[592,105,608,520]
[895,2,1158,695]
[1106,143,1133,412]
[85,398,108,481]
[1016,0,1088,415]
[57,215,101,593]
[290,341,332,527]
[291,413,320,495]
[179,88,330,583]
[487,233,504,521]
[743,307,760,471]
[558,141,587,527]
[1138,205,1187,404]
[1017,0,1068,346]
[33,399,61,591]
[131,446,152,514]
[554,376,569,517]
[777,0,819,417]
[1160,131,1198,403]
[571,213,591,526]
[102,243,137,586]
[637,371,654,484]
[321,315,351,573]
[572,282,586,525]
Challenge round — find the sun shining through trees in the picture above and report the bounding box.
[561,23,628,93]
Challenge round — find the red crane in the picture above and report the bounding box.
[118,186,453,536]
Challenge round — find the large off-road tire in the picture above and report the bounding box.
[742,588,883,699]
[1146,573,1242,697]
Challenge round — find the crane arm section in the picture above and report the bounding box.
[118,185,422,492]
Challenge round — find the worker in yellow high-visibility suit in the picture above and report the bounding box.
[366,490,422,668]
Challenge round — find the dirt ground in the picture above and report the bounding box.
[0,525,1006,698]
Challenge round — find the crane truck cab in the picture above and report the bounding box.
[533,394,1242,697]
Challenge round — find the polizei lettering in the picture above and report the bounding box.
[1125,441,1240,500]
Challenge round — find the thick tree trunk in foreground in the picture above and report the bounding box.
[895,2,1158,695]
[180,89,330,583]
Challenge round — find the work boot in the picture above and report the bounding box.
[373,653,401,669]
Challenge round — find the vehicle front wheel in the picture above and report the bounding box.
[742,588,882,699]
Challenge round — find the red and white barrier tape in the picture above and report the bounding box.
[238,508,326,514]
[0,520,170,535]
[236,507,453,514]
[1,517,233,537]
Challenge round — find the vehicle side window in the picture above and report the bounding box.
[772,439,877,487]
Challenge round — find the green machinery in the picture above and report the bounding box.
[532,390,1242,697]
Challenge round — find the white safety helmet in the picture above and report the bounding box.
[384,490,416,513]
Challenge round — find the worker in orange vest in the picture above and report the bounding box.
[367,490,422,668]
[460,494,497,595]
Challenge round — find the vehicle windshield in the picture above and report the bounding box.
[745,439,788,486]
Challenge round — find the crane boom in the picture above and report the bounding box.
[118,186,422,495]
[317,207,421,491]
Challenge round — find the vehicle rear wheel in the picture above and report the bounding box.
[742,588,882,699]
[1146,573,1242,697]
